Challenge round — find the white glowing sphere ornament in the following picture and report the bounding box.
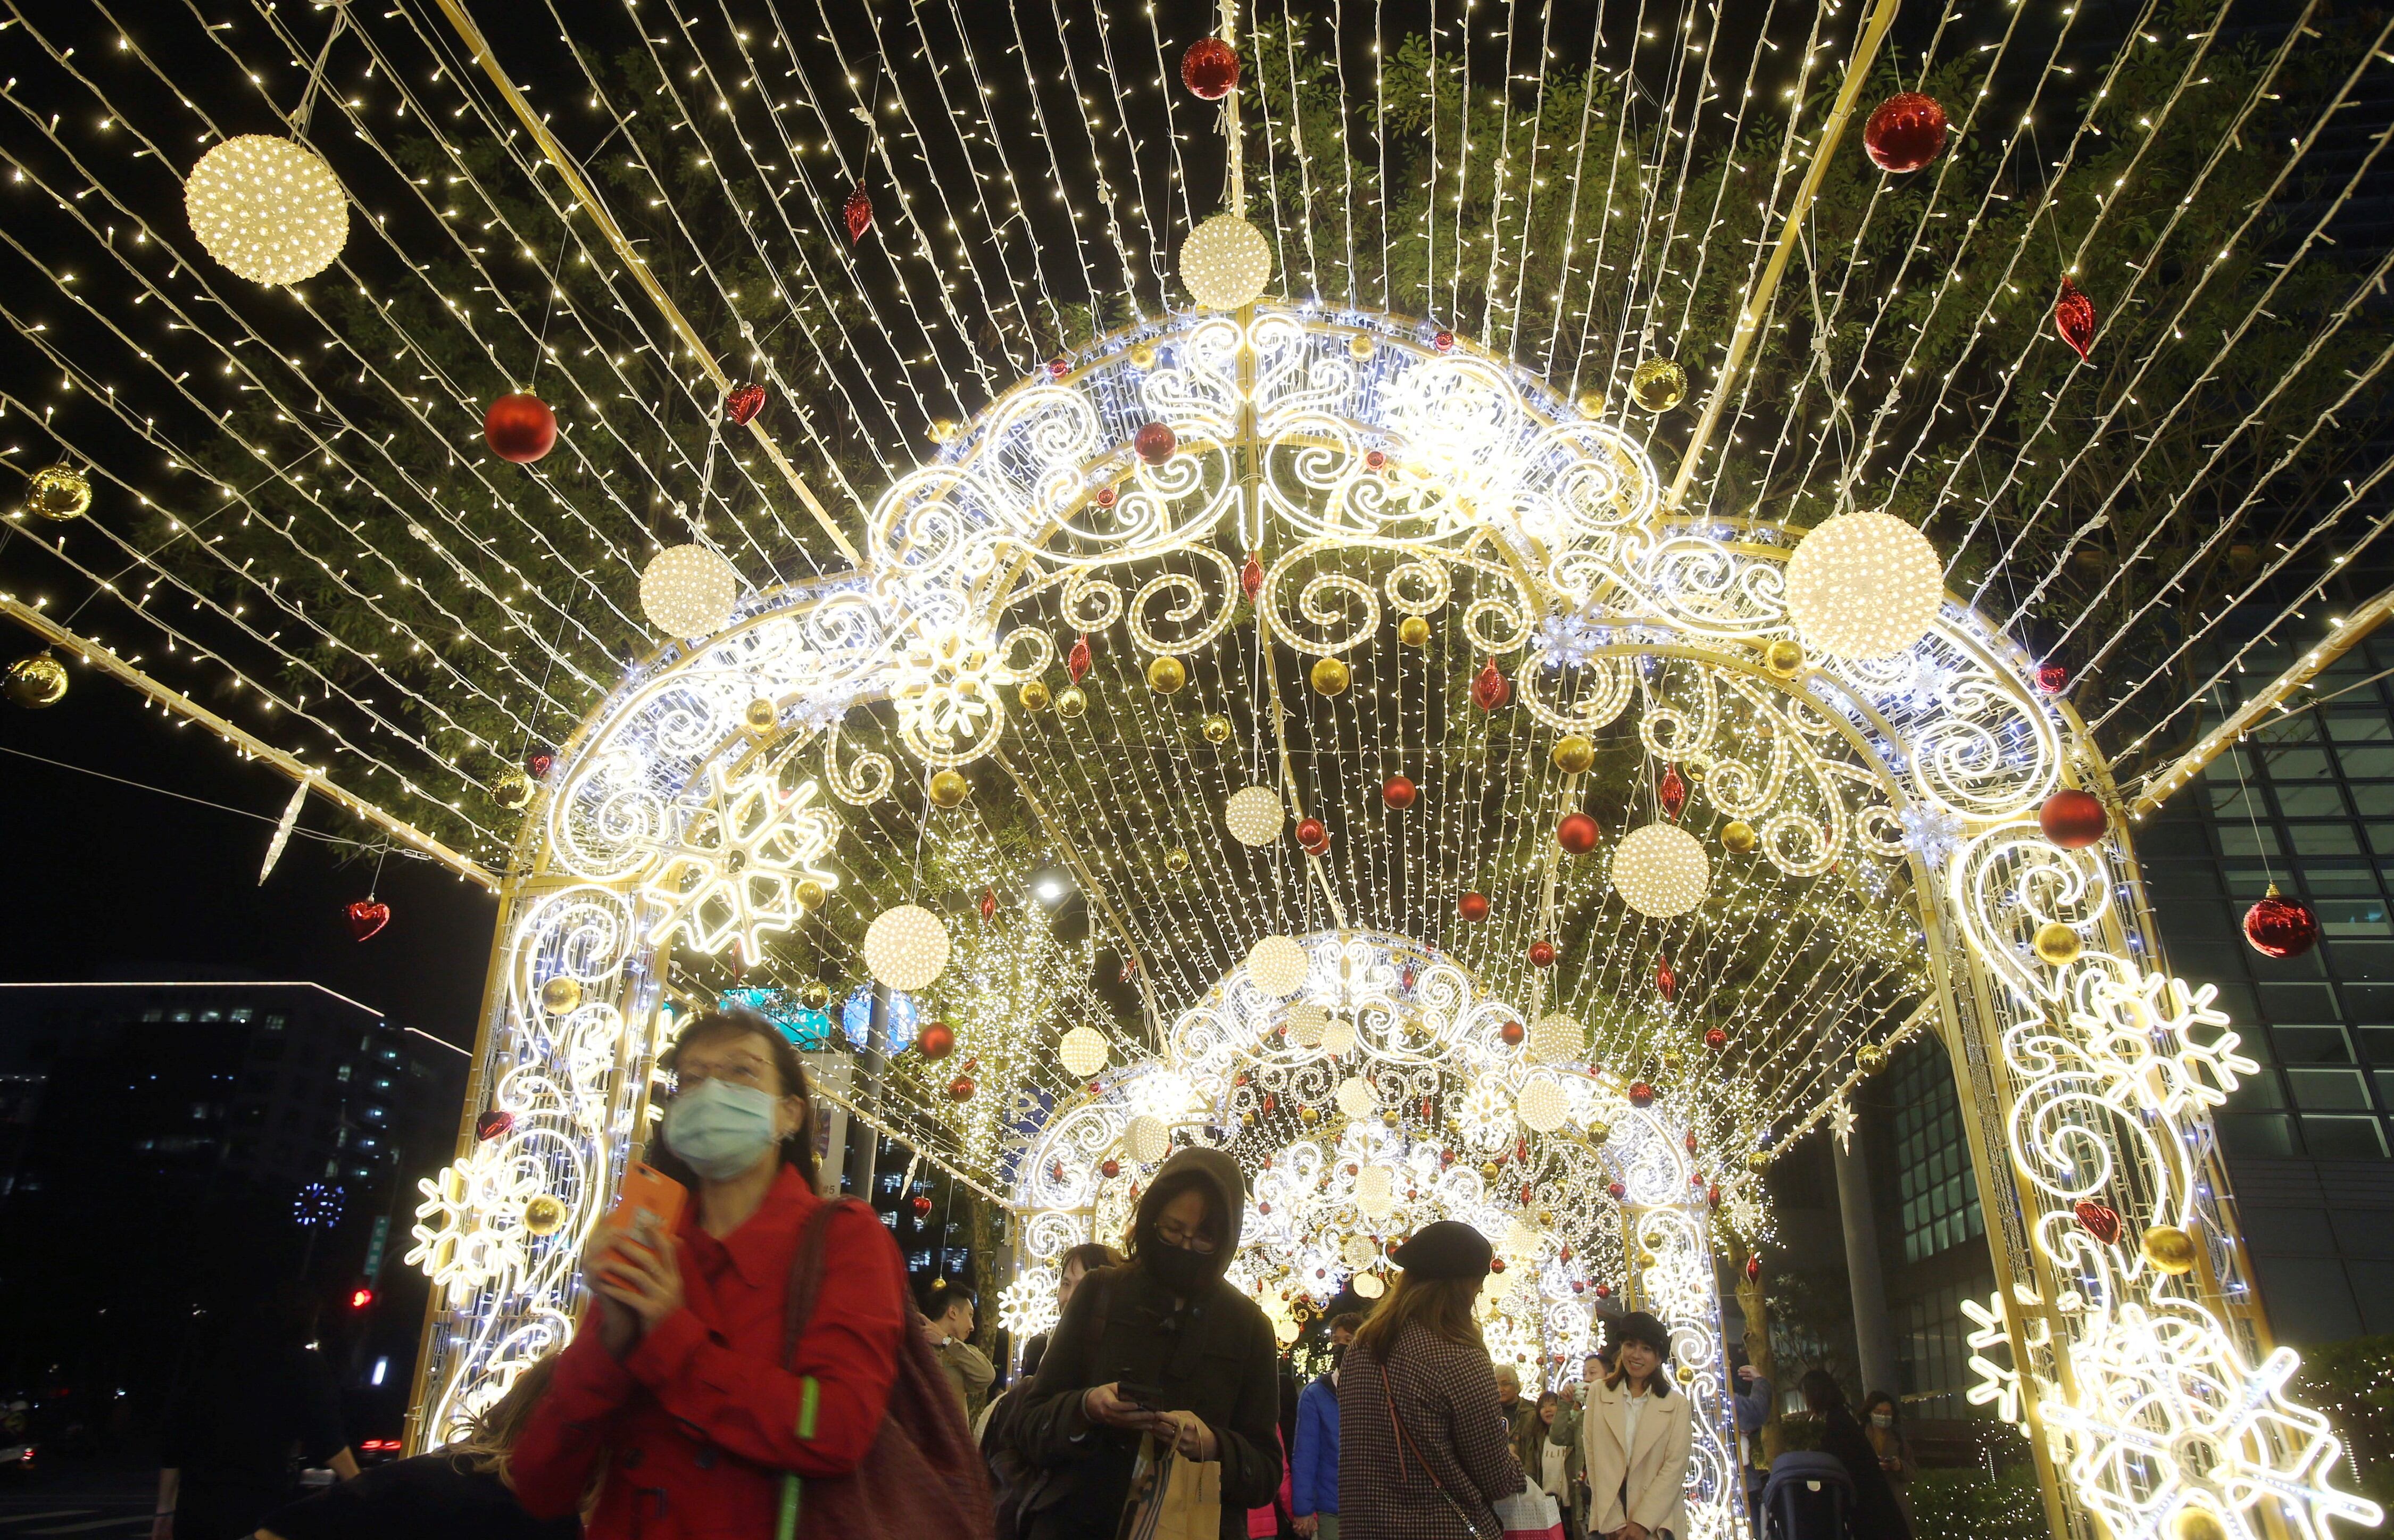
[1353,1271,1385,1299]
[1610,823,1711,918]
[1528,1013,1582,1065]
[1356,1166,1396,1219]
[1179,213,1275,310]
[185,135,348,285]
[1058,1026,1110,1079]
[1516,1075,1570,1133]
[640,544,741,637]
[1224,785,1285,846]
[1286,1001,1328,1047]
[863,904,950,991]
[1246,935,1310,996]
[1124,1113,1170,1164]
[1335,1075,1377,1119]
[1783,509,1943,661]
[1320,1016,1358,1056]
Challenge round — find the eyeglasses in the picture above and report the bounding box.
[671,1055,772,1093]
[1154,1216,1217,1254]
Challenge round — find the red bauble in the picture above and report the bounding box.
[1594,1283,1612,1299]
[917,1022,957,1059]
[1528,941,1557,969]
[345,899,390,942]
[1047,357,1071,380]
[1862,91,1949,173]
[1134,421,1178,464]
[1181,37,1241,100]
[484,393,556,463]
[1067,632,1093,684]
[1101,1158,1120,1178]
[1655,955,1678,1003]
[1241,551,1264,602]
[1365,449,1387,470]
[2243,886,2320,960]
[2035,661,2068,694]
[1627,1081,1655,1108]
[1659,763,1687,820]
[1433,329,1456,352]
[911,1194,933,1219]
[525,744,556,780]
[1094,486,1118,508]
[947,1075,975,1102]
[1606,1181,1626,1200]
[1488,1256,1506,1273]
[474,1109,514,1142]
[2073,1200,2122,1245]
[725,382,767,426]
[1382,775,1418,810]
[1572,1280,1586,1294]
[1556,812,1600,855]
[1295,817,1329,852]
[1470,659,1511,712]
[1744,1255,1763,1283]
[1707,1185,1722,1209]
[2039,788,2107,848]
[1685,1133,1699,1154]
[1499,1019,1525,1046]
[1705,1027,1728,1052]
[843,181,873,244]
[1458,890,1492,922]
[2055,279,2098,361]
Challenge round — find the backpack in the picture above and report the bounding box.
[774,1196,995,1540]
[987,1269,1115,1540]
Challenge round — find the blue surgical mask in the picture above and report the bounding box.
[663,1077,782,1181]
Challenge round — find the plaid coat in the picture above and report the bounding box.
[1334,1324,1526,1540]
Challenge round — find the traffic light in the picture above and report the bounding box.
[349,1285,376,1311]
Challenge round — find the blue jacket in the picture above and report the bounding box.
[1293,1371,1341,1517]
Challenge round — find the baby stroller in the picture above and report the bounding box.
[1758,1452,1856,1540]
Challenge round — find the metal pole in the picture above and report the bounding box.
[1830,1131,1901,1400]
[844,984,890,1199]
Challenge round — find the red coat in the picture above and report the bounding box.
[512,1164,910,1538]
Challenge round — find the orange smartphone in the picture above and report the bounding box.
[598,1162,686,1285]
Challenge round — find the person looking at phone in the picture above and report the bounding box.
[1005,1147,1281,1539]
[508,1010,911,1539]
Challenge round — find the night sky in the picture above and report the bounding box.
[0,678,495,1044]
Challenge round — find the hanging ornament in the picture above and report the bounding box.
[864,904,951,990]
[2140,1224,2197,1275]
[1240,551,1265,602]
[345,898,390,942]
[1528,1013,1580,1064]
[795,879,828,914]
[928,770,970,809]
[1054,685,1088,719]
[910,1195,933,1220]
[1627,1081,1656,1109]
[1164,844,1192,874]
[523,744,557,781]
[1295,818,1329,854]
[1433,329,1456,352]
[1059,1025,1110,1078]
[1225,786,1285,846]
[1556,812,1600,855]
[744,697,780,735]
[947,1075,976,1103]
[2242,885,2320,960]
[1046,357,1072,380]
[927,418,961,445]
[1857,1043,1889,1073]
[1020,680,1053,713]
[2055,279,2098,360]
[1659,763,1688,820]
[1247,935,1311,996]
[1180,36,1241,99]
[979,889,997,921]
[1628,358,1686,412]
[1470,658,1511,712]
[1134,421,1178,465]
[1067,633,1093,684]
[523,1194,568,1236]
[640,544,741,637]
[724,382,767,426]
[539,977,583,1015]
[1146,655,1188,695]
[1100,1158,1122,1179]
[843,181,874,244]
[1457,890,1492,922]
[185,135,348,286]
[2035,661,2068,694]
[1720,820,1758,855]
[2038,788,2108,848]
[1784,510,1942,660]
[1382,775,1418,810]
[1610,823,1712,917]
[475,1109,515,1142]
[799,980,832,1010]
[1655,955,1678,1002]
[1705,1027,1728,1052]
[1182,714,1227,748]
[916,1022,956,1059]
[1397,614,1431,646]
[1552,736,1596,776]
[4,652,68,709]
[1310,656,1351,696]
[1528,941,1557,970]
[1179,213,1274,309]
[23,463,92,521]
[2033,922,2084,966]
[1862,92,1949,173]
[2073,1200,2123,1245]
[484,393,558,463]
[1763,638,1806,677]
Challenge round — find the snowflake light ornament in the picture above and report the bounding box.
[1533,611,1605,671]
[997,1269,1059,1337]
[890,615,1009,759]
[406,1144,550,1300]
[641,763,841,963]
[1899,804,1964,870]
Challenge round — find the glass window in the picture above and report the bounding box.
[2274,1027,2353,1063]
[2293,825,2364,855]
[2358,1028,2394,1059]
[2375,1070,2394,1108]
[2325,713,2393,743]
[2220,826,2282,857]
[2330,943,2394,981]
[2218,1113,2298,1158]
[2366,826,2394,856]
[2288,1068,2372,1110]
[2210,786,2266,818]
[2340,747,2394,778]
[2228,1072,2287,1110]
[2300,1116,2389,1158]
[2277,786,2349,817]
[2315,900,2391,936]
[2260,984,2339,1021]
[2305,868,2382,894]
[2354,785,2394,817]
[2265,748,2334,780]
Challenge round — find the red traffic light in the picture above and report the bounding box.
[349,1287,376,1310]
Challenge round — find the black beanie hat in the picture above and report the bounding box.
[1612,1310,1673,1355]
[1391,1220,1495,1280]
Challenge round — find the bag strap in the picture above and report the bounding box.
[780,1194,861,1368]
[1381,1367,1491,1540]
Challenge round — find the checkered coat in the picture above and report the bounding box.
[1334,1324,1526,1540]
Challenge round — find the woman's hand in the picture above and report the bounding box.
[1082,1383,1153,1429]
[593,1231,686,1333]
[580,1235,644,1355]
[1152,1410,1217,1462]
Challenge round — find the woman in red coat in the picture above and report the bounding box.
[510,1010,911,1538]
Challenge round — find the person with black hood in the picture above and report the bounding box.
[1005,1146,1283,1540]
[1799,1371,1913,1540]
[1581,1312,1692,1540]
[1336,1220,1526,1540]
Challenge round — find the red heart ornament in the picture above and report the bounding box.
[475,1109,514,1142]
[2055,279,2098,361]
[345,900,390,942]
[724,383,766,426]
[2074,1200,2123,1245]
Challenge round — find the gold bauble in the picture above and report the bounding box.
[744,697,779,734]
[928,769,970,809]
[1146,655,1188,695]
[1573,392,1604,417]
[1381,1109,1400,1127]
[1200,713,1233,745]
[1310,656,1351,696]
[1660,1050,1683,1072]
[1397,614,1432,647]
[1346,334,1374,361]
[798,980,831,1009]
[1675,1362,1697,1384]
[1763,638,1805,678]
[2172,1510,2228,1540]
[492,769,535,811]
[1480,1161,1502,1181]
[1129,343,1158,368]
[1552,735,1597,776]
[1300,1105,1320,1126]
[1055,685,1088,720]
[794,879,828,912]
[1165,845,1192,873]
[1020,680,1053,713]
[927,418,960,445]
[539,976,583,1015]
[2033,922,2084,966]
[26,464,92,521]
[1856,1043,1888,1075]
[2141,1223,2198,1275]
[1720,820,1758,854]
[1630,357,1688,413]
[1585,1119,1611,1145]
[522,1194,569,1237]
[4,652,68,708]
[1745,1150,1772,1173]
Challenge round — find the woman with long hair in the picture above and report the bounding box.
[1335,1221,1525,1540]
[1800,1372,1912,1540]
[1859,1392,1917,1528]
[508,1010,924,1539]
[1580,1312,1692,1540]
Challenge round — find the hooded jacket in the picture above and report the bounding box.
[1007,1147,1283,1540]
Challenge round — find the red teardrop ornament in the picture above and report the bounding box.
[1382,775,1418,810]
[2073,1199,2123,1244]
[1707,1184,1723,1209]
[1471,658,1511,712]
[843,181,873,244]
[475,1109,513,1142]
[2055,279,2098,361]
[1241,552,1264,602]
[1181,37,1241,100]
[725,383,766,426]
[1863,92,1949,173]
[345,899,390,942]
[1744,1256,1763,1282]
[1659,763,1686,820]
[2040,788,2107,848]
[979,888,997,921]
[484,393,556,464]
[1067,633,1092,684]
[2243,885,2320,960]
[1400,964,1417,991]
[1655,956,1677,1002]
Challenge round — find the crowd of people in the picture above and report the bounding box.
[148,1010,1923,1540]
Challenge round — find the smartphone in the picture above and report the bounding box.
[1117,1381,1167,1412]
[598,1162,686,1285]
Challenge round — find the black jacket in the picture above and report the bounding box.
[262,1454,579,1540]
[1819,1405,1914,1540]
[1007,1147,1283,1540]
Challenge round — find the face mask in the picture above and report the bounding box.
[1871,1412,1895,1428]
[663,1077,783,1181]
[1144,1237,1217,1294]
[1331,1344,1348,1368]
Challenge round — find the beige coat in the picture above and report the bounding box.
[1580,1376,1693,1539]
